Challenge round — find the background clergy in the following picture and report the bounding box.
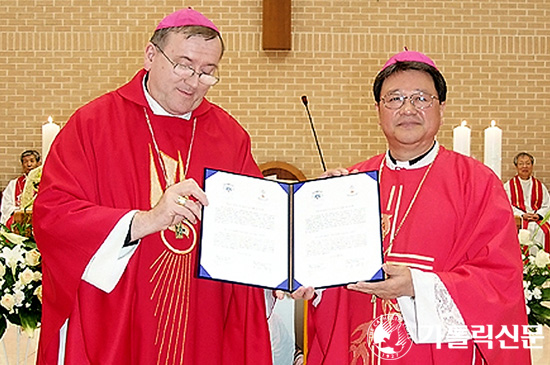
[504,152,550,252]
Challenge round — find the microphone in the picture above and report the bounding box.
[301,95,327,172]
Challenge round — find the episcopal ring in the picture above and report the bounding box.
[177,195,189,207]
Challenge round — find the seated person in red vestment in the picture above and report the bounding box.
[504,152,550,252]
[0,149,41,228]
[289,50,530,364]
[32,8,272,365]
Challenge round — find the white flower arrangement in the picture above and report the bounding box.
[518,226,550,328]
[0,223,42,338]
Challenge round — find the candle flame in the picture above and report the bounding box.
[461,120,467,127]
[490,120,496,127]
[48,116,53,123]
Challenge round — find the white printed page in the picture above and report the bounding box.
[199,170,290,289]
[293,172,383,289]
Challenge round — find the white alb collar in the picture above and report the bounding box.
[385,141,439,170]
[142,74,192,120]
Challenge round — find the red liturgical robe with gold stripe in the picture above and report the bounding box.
[506,175,550,251]
[33,70,272,365]
[307,146,530,364]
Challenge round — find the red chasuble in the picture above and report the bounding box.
[14,175,25,206]
[307,146,530,364]
[33,70,272,364]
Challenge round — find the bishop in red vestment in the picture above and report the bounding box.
[302,51,530,364]
[33,9,272,365]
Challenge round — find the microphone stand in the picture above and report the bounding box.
[301,96,327,172]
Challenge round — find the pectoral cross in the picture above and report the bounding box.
[174,221,190,239]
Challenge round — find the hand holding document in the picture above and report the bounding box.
[198,169,384,291]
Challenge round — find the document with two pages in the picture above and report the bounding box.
[198,168,385,291]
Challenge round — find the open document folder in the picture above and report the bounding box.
[198,168,384,291]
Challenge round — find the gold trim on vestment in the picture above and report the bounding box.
[386,252,435,262]
[385,260,434,271]
[160,222,197,255]
[145,108,198,363]
[150,250,193,364]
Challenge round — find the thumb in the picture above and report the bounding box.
[382,263,400,276]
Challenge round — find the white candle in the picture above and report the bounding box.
[484,120,502,178]
[42,116,60,160]
[453,120,471,156]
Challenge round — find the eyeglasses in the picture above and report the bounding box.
[152,43,220,86]
[380,92,439,110]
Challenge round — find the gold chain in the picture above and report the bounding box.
[144,107,197,244]
[380,151,437,254]
[143,108,196,187]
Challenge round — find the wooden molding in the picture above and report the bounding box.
[259,160,306,181]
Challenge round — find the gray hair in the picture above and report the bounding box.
[513,152,534,166]
[20,149,41,163]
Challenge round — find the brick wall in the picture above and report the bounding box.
[1,0,549,191]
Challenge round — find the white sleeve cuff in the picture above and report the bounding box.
[397,269,471,344]
[265,289,276,318]
[312,288,324,307]
[81,210,140,293]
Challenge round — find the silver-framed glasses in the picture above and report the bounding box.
[152,42,220,86]
[381,92,439,110]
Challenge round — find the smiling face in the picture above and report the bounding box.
[515,155,534,180]
[144,32,222,115]
[376,70,445,160]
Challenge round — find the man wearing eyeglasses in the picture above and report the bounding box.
[296,51,530,364]
[504,152,550,252]
[33,8,272,365]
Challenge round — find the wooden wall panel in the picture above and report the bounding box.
[262,0,291,50]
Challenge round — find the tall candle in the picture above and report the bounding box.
[42,116,60,160]
[453,120,471,156]
[484,120,502,178]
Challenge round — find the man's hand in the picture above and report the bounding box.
[522,213,540,222]
[274,286,315,301]
[320,168,349,178]
[347,264,414,300]
[320,168,359,178]
[130,179,209,241]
